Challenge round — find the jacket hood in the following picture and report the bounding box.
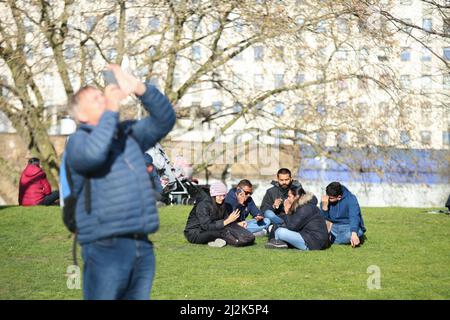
[270,179,302,189]
[341,185,350,199]
[291,192,317,212]
[23,164,44,178]
[296,192,316,207]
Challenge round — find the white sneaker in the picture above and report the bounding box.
[208,238,227,248]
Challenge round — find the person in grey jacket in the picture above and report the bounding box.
[261,168,302,226]
[65,64,176,300]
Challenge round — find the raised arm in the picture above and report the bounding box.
[67,111,119,175]
[131,84,176,151]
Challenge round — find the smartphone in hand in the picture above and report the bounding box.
[102,70,118,86]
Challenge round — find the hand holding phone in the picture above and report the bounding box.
[102,70,119,86]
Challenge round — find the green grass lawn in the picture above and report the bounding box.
[0,205,449,300]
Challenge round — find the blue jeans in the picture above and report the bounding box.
[81,236,155,300]
[264,210,284,225]
[275,227,309,250]
[330,223,365,245]
[246,218,271,233]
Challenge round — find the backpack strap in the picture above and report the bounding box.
[65,155,91,215]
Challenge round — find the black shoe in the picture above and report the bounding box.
[265,239,288,249]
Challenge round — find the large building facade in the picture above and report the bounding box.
[0,0,449,206]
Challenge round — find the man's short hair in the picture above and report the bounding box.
[28,157,40,166]
[326,182,343,197]
[237,179,252,189]
[70,86,96,116]
[277,168,291,177]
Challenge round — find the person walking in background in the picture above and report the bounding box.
[19,157,59,206]
[65,64,176,300]
[320,182,367,248]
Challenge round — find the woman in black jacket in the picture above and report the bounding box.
[184,181,249,247]
[266,186,329,250]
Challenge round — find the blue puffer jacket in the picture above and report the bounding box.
[66,84,176,245]
[319,186,366,234]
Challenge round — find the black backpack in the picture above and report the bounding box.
[59,152,91,233]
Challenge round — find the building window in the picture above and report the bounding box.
[400,131,410,145]
[443,73,450,90]
[107,16,117,31]
[402,18,413,33]
[359,47,369,61]
[210,20,220,32]
[336,132,348,146]
[444,18,450,36]
[336,49,347,61]
[337,101,347,109]
[234,18,244,33]
[192,45,201,61]
[148,17,160,30]
[85,16,96,32]
[254,74,264,91]
[24,45,33,60]
[191,16,202,33]
[443,131,450,146]
[274,102,285,116]
[274,74,284,88]
[420,131,432,145]
[379,131,390,145]
[421,75,432,90]
[400,75,411,90]
[337,18,348,33]
[254,46,264,61]
[294,103,305,116]
[127,19,140,32]
[316,103,326,115]
[338,79,348,90]
[64,44,75,59]
[316,132,327,145]
[296,73,305,84]
[106,48,117,61]
[316,20,326,33]
[212,101,222,112]
[421,46,432,62]
[400,48,411,61]
[422,18,432,32]
[357,102,368,117]
[443,47,450,61]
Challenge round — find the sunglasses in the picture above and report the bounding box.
[237,188,252,196]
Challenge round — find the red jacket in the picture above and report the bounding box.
[18,164,52,206]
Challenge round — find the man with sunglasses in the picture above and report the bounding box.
[320,182,366,248]
[224,179,270,237]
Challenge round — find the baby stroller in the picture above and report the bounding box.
[146,143,209,205]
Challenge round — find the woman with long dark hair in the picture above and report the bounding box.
[266,186,329,250]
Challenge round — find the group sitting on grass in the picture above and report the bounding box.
[184,168,367,250]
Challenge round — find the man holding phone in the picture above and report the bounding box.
[65,64,176,299]
[224,179,270,236]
